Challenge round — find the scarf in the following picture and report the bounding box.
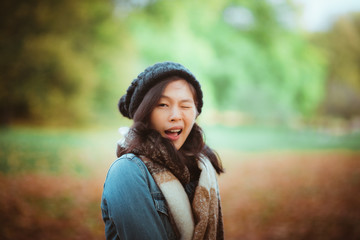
[117,128,224,240]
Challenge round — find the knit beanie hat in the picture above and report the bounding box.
[118,61,203,119]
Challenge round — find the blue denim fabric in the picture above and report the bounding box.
[101,153,177,240]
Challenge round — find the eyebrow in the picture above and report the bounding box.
[160,95,194,103]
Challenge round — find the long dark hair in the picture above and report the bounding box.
[118,77,224,175]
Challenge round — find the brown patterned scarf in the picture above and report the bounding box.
[117,129,224,240]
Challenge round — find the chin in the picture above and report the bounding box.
[174,142,183,150]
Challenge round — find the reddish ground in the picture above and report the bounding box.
[219,150,360,240]
[1,150,359,240]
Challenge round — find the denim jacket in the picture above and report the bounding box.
[101,153,177,240]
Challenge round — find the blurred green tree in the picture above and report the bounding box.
[0,0,133,125]
[0,0,330,126]
[314,13,360,118]
[127,0,327,122]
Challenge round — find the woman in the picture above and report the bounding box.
[101,62,224,240]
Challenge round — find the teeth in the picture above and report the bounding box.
[169,129,181,133]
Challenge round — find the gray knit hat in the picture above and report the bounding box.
[118,61,203,119]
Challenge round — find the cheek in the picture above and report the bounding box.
[185,110,197,126]
[150,110,161,128]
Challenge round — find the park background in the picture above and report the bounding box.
[1,0,360,239]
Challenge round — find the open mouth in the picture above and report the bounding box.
[165,129,182,136]
[164,129,182,140]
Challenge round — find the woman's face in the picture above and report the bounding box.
[150,79,197,150]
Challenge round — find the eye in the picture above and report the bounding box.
[181,105,192,109]
[158,103,168,107]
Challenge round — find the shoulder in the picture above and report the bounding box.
[105,153,148,184]
[109,153,146,172]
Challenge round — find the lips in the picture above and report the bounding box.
[164,127,182,141]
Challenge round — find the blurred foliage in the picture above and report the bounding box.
[0,0,359,126]
[0,0,135,126]
[312,12,360,118]
[126,0,327,121]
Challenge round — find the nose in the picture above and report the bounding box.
[169,106,182,122]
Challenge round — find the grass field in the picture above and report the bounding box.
[0,126,359,239]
